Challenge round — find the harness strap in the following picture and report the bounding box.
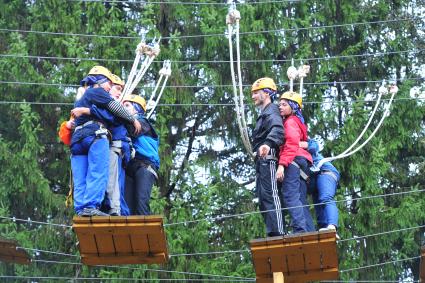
[321,170,338,183]
[290,161,310,182]
[74,120,105,132]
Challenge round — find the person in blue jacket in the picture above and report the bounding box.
[72,74,132,216]
[122,94,160,215]
[302,139,340,233]
[70,66,141,217]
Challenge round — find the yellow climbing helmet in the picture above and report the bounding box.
[88,65,114,82]
[111,74,125,86]
[251,77,277,92]
[123,94,147,112]
[280,91,302,108]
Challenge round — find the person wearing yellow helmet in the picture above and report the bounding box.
[121,94,159,216]
[69,66,141,217]
[70,73,133,216]
[277,91,315,233]
[250,77,286,237]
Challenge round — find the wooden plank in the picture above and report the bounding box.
[250,231,338,282]
[77,233,98,254]
[253,256,272,277]
[73,223,162,236]
[81,253,167,265]
[147,232,167,254]
[130,234,150,254]
[113,234,132,254]
[95,234,116,256]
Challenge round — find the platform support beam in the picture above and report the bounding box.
[273,272,284,283]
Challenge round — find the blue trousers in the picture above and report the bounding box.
[71,137,109,215]
[311,172,339,228]
[281,156,315,233]
[119,161,130,216]
[256,158,286,236]
[125,166,156,215]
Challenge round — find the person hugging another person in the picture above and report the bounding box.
[276,91,315,234]
[70,66,141,217]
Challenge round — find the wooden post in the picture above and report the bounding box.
[273,272,284,283]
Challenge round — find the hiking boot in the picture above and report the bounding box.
[80,208,109,217]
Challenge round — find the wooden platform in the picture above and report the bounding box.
[73,215,168,265]
[250,230,338,283]
[420,246,425,282]
[0,237,31,264]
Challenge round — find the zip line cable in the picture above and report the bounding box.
[0,215,71,228]
[30,259,256,280]
[339,255,421,273]
[164,188,425,227]
[2,188,421,234]
[0,97,423,107]
[0,276,254,282]
[0,17,419,41]
[14,223,425,261]
[0,49,421,63]
[71,0,300,4]
[0,76,422,89]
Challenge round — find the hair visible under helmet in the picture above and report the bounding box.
[251,77,278,102]
[287,100,305,124]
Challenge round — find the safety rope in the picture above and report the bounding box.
[146,60,172,119]
[227,2,254,159]
[120,39,161,101]
[313,82,399,171]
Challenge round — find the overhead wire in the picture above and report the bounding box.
[0,97,424,107]
[339,255,421,273]
[0,49,421,63]
[30,259,256,280]
[0,76,422,89]
[0,18,420,40]
[0,276,254,282]
[164,188,425,227]
[72,0,299,4]
[13,223,425,260]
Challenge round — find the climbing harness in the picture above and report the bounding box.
[120,38,161,101]
[311,80,399,171]
[226,1,254,159]
[146,60,172,119]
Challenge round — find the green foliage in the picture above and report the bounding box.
[0,0,423,281]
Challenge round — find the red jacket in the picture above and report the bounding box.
[279,115,313,167]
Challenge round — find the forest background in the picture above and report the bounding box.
[0,0,424,281]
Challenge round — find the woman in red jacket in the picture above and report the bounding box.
[276,91,315,233]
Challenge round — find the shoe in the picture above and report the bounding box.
[80,208,109,217]
[267,232,285,238]
[319,225,340,240]
[108,209,120,216]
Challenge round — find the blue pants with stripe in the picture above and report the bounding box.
[256,158,286,236]
[71,136,110,215]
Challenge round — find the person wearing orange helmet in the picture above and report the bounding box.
[251,77,286,237]
[277,91,315,233]
[71,72,133,216]
[70,66,141,217]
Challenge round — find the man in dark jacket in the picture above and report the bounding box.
[251,77,286,237]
